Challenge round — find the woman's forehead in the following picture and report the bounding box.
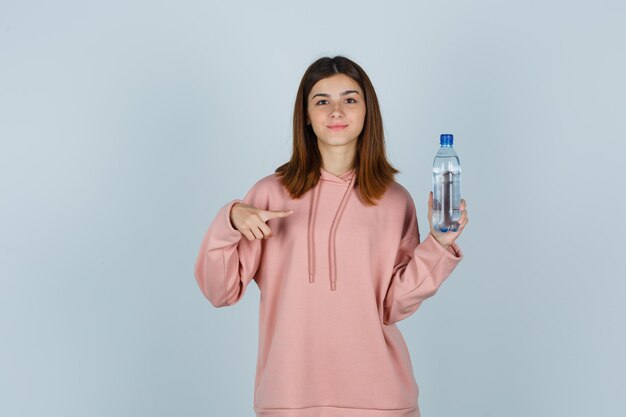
[309,74,361,97]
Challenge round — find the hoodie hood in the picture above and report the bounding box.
[307,167,356,291]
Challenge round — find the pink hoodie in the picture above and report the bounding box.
[194,167,463,417]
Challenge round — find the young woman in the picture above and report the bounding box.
[195,55,468,417]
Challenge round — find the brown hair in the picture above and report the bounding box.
[275,55,400,206]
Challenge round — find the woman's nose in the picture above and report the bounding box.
[330,104,343,118]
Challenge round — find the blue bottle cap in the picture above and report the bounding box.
[440,134,454,146]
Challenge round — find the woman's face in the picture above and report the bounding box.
[306,73,366,149]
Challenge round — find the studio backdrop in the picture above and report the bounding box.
[1,1,625,416]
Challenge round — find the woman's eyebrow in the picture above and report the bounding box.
[311,90,361,99]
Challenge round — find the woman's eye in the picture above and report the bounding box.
[346,98,357,103]
[316,100,328,105]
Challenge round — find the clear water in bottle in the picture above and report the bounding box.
[432,134,461,232]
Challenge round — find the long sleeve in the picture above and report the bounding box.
[194,181,267,308]
[382,195,464,326]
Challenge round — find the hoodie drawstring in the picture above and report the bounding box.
[307,180,321,284]
[307,170,356,291]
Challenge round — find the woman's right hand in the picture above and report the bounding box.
[230,202,295,241]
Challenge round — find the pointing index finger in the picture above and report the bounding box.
[262,209,295,221]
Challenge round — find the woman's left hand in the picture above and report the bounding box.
[427,191,468,248]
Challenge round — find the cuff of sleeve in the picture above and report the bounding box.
[219,198,245,241]
[423,232,464,261]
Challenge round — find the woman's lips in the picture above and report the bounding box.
[327,125,347,131]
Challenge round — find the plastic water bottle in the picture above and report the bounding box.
[432,134,461,232]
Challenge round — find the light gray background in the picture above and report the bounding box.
[1,1,625,416]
